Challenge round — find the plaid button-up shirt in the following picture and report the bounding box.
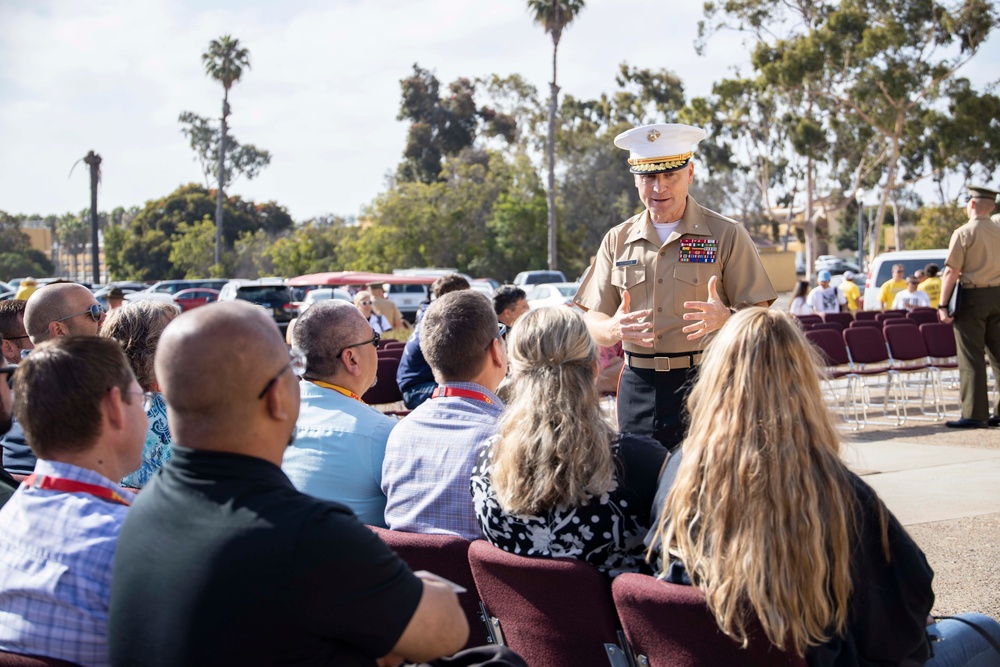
[0,459,133,667]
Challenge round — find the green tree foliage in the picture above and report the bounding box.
[912,203,965,249]
[0,211,35,255]
[169,218,218,279]
[113,184,292,280]
[267,217,358,277]
[396,65,517,184]
[178,112,272,189]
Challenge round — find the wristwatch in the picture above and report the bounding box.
[938,304,949,310]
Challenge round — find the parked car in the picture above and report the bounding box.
[862,249,948,311]
[173,288,221,312]
[298,287,352,314]
[218,279,296,326]
[469,281,495,298]
[814,255,860,275]
[144,279,229,295]
[386,283,428,319]
[513,270,567,287]
[525,282,581,310]
[93,283,149,309]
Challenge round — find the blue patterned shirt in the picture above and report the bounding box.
[381,382,503,540]
[121,393,172,489]
[0,460,134,667]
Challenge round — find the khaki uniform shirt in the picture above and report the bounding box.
[946,216,1000,287]
[372,296,403,329]
[574,196,777,356]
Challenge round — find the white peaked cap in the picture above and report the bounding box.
[614,123,707,174]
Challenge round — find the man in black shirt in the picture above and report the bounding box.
[109,301,523,667]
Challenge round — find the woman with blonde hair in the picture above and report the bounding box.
[647,308,1000,666]
[100,299,180,488]
[471,306,666,577]
[354,289,392,334]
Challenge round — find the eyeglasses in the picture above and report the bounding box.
[4,335,29,341]
[54,304,104,323]
[336,330,380,358]
[358,300,373,306]
[486,323,508,350]
[257,348,308,399]
[125,390,157,412]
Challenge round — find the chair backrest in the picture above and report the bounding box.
[793,315,822,327]
[843,326,889,365]
[906,308,938,326]
[854,310,878,320]
[848,319,881,329]
[808,322,844,333]
[468,540,621,667]
[362,355,404,405]
[920,323,957,358]
[805,329,850,367]
[382,340,406,350]
[875,310,906,322]
[882,317,918,329]
[821,312,854,327]
[611,574,806,667]
[0,652,82,667]
[368,527,485,649]
[884,323,930,363]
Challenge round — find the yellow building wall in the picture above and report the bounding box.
[758,248,797,294]
[23,228,52,257]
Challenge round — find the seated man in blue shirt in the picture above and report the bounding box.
[383,290,508,540]
[397,273,470,409]
[0,336,145,667]
[282,299,396,526]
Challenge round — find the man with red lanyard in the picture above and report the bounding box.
[382,290,508,539]
[0,337,146,667]
[282,299,397,526]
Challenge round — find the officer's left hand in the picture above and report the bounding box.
[682,275,731,340]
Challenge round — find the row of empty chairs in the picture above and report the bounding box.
[362,345,409,414]
[368,527,804,666]
[806,322,956,429]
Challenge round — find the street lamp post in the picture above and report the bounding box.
[855,188,865,273]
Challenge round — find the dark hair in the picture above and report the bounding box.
[421,290,498,382]
[493,285,527,316]
[792,280,810,300]
[0,300,28,339]
[13,337,135,458]
[292,300,364,378]
[924,264,939,278]
[430,273,470,299]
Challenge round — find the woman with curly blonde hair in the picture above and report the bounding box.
[647,308,1000,666]
[100,299,180,488]
[471,306,666,577]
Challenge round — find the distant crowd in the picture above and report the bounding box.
[790,263,943,316]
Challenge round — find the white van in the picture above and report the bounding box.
[862,249,948,311]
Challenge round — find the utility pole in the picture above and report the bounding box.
[83,151,102,284]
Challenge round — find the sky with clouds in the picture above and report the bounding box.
[1,0,998,222]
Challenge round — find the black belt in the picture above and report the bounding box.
[625,351,703,372]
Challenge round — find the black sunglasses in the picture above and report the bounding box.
[54,304,104,323]
[337,330,381,358]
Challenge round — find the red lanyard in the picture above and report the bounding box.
[23,474,131,507]
[311,380,365,403]
[431,386,494,405]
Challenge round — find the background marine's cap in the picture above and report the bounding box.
[817,269,832,282]
[843,271,856,281]
[108,287,125,300]
[614,123,706,175]
[967,185,999,202]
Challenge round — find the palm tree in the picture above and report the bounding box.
[527,0,585,271]
[83,150,102,283]
[201,35,251,267]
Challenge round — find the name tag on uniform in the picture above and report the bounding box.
[679,238,718,263]
[615,259,638,267]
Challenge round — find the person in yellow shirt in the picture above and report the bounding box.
[918,264,942,308]
[878,264,908,310]
[839,271,861,313]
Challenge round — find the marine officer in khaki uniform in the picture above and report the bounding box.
[938,185,1000,429]
[574,123,776,449]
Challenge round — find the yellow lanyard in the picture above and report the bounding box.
[310,380,365,403]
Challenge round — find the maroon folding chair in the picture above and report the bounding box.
[367,527,487,649]
[612,574,806,667]
[920,323,960,393]
[362,355,409,415]
[793,314,822,327]
[843,326,904,427]
[381,340,406,350]
[882,318,918,330]
[468,540,630,667]
[0,652,81,667]
[854,310,878,320]
[848,320,881,329]
[822,312,854,328]
[907,308,938,326]
[875,311,906,323]
[805,329,863,427]
[883,325,945,420]
[809,322,844,333]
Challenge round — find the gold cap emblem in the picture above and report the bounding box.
[646,129,661,142]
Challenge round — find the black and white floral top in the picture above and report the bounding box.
[471,433,667,578]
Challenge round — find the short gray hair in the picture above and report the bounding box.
[100,300,180,390]
[292,300,367,378]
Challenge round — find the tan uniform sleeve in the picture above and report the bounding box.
[945,227,966,271]
[574,228,623,317]
[719,222,777,307]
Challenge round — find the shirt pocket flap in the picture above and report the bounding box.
[612,266,647,290]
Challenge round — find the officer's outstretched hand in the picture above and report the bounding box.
[612,291,654,347]
[682,275,731,340]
